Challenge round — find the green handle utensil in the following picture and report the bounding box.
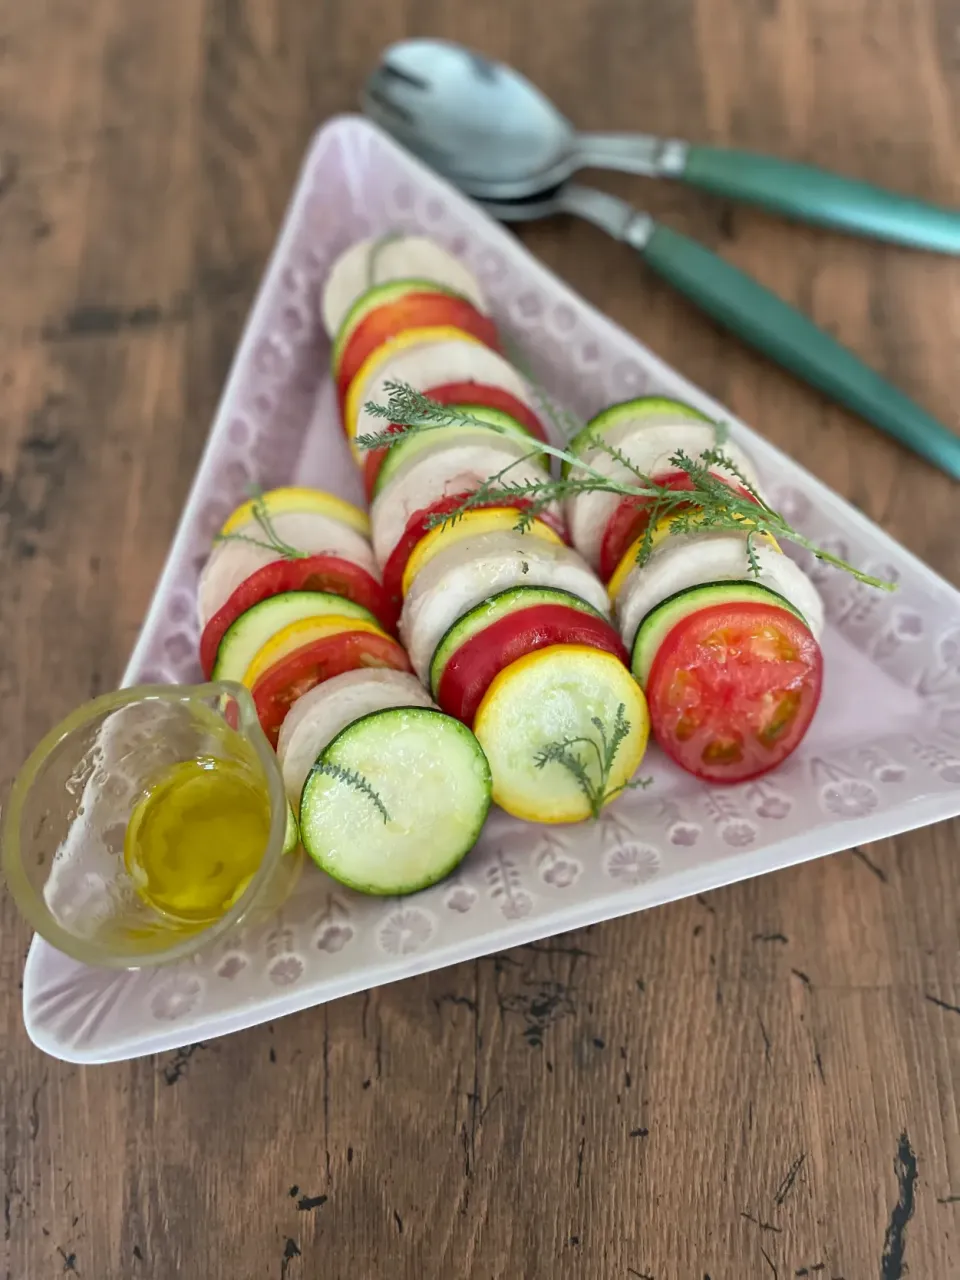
[478,182,960,478]
[682,146,960,254]
[367,40,960,256]
[635,221,960,476]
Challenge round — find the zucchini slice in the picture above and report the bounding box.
[402,508,562,596]
[562,395,713,476]
[299,707,492,895]
[429,585,605,697]
[220,487,370,538]
[276,669,435,807]
[374,404,547,497]
[283,800,300,855]
[211,591,377,682]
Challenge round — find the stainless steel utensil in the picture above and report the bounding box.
[365,37,960,253]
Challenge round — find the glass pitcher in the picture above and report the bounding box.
[2,682,302,969]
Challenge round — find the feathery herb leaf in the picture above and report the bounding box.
[534,703,648,819]
[360,382,895,591]
[310,761,391,824]
[214,491,307,560]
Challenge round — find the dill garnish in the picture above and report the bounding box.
[214,491,307,560]
[533,704,651,819]
[359,382,894,592]
[310,761,391,824]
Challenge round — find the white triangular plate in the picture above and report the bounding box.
[23,116,960,1063]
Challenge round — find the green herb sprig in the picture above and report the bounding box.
[214,490,307,561]
[359,381,894,592]
[310,761,391,824]
[534,704,651,819]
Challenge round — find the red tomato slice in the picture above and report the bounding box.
[427,381,548,442]
[598,471,756,583]
[436,605,628,726]
[251,630,412,744]
[646,601,822,783]
[336,296,501,412]
[360,379,549,497]
[199,555,398,678]
[381,492,567,609]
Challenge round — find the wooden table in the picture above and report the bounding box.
[2,2,959,1276]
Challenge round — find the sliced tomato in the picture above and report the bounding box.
[251,630,413,744]
[436,605,628,726]
[199,555,398,678]
[381,491,567,610]
[427,381,547,443]
[360,379,549,496]
[335,294,500,410]
[646,601,823,783]
[598,471,757,583]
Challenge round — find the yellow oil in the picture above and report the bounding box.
[124,755,271,926]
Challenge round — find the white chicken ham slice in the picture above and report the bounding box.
[565,420,764,571]
[350,339,535,445]
[400,530,610,682]
[276,669,435,808]
[616,532,825,653]
[371,432,559,568]
[197,511,380,630]
[322,235,488,338]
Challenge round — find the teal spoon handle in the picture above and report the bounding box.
[682,145,960,254]
[635,223,960,477]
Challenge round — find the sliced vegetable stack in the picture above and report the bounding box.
[327,233,651,823]
[326,234,549,502]
[398,513,649,823]
[199,486,398,676]
[198,488,407,743]
[564,396,826,783]
[196,485,491,893]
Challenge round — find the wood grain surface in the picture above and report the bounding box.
[2,2,959,1277]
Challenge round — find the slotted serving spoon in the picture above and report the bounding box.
[363,39,960,478]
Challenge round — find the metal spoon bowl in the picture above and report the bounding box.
[365,37,960,256]
[363,38,679,200]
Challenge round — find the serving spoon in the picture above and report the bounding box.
[362,41,960,478]
[365,38,960,254]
